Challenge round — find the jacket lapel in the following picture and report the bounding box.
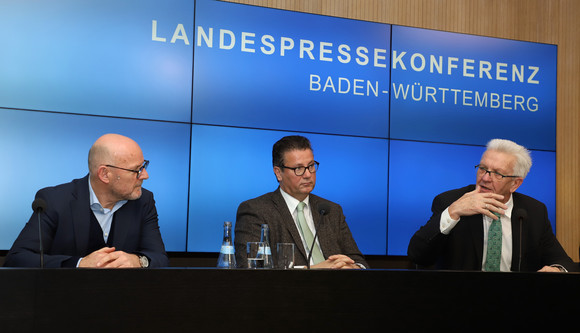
[510,196,523,271]
[111,202,130,249]
[71,175,92,256]
[308,196,328,256]
[469,214,484,268]
[272,188,308,260]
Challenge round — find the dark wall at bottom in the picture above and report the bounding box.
[1,267,578,331]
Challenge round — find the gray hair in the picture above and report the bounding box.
[486,139,532,178]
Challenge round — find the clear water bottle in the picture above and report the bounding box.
[259,224,273,268]
[217,221,237,269]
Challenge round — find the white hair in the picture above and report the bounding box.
[486,139,532,178]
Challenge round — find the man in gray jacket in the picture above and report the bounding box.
[234,135,367,269]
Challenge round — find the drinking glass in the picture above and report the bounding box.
[276,243,295,269]
[246,242,265,269]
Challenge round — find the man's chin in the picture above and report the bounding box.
[128,188,142,201]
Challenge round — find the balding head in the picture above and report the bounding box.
[88,134,148,208]
[88,134,143,177]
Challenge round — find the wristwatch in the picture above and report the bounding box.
[138,255,149,268]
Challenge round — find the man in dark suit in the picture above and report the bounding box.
[408,139,575,272]
[5,134,168,268]
[234,135,367,269]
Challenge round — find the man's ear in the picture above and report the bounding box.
[97,166,111,184]
[273,166,282,182]
[510,177,523,193]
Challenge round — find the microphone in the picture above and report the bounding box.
[514,208,527,272]
[32,198,47,268]
[307,202,330,269]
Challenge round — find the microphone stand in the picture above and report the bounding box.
[32,198,47,268]
[307,226,321,269]
[518,215,523,272]
[38,208,44,268]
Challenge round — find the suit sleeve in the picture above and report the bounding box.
[333,207,369,268]
[407,193,450,267]
[233,200,264,267]
[534,202,577,272]
[4,190,75,268]
[136,192,169,268]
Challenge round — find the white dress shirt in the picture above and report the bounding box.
[279,188,324,266]
[440,195,514,271]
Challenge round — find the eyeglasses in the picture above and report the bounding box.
[279,161,319,176]
[106,160,149,179]
[475,165,519,181]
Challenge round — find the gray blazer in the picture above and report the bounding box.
[234,188,368,268]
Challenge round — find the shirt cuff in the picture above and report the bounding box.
[550,264,568,272]
[440,207,461,235]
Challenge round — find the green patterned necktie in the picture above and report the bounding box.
[484,212,502,272]
[296,202,325,265]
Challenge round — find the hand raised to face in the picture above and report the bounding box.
[447,185,507,220]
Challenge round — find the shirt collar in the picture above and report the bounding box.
[279,187,310,213]
[505,194,514,219]
[88,178,127,214]
[486,193,513,220]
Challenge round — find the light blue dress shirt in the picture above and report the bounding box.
[88,178,127,243]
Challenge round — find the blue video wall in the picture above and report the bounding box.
[0,0,557,257]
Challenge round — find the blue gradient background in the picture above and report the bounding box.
[388,141,555,255]
[0,0,193,122]
[0,109,190,251]
[193,0,390,138]
[0,0,558,259]
[390,26,557,151]
[188,126,388,254]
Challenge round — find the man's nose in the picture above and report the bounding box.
[139,168,149,180]
[481,170,492,181]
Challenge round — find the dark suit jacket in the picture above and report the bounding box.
[407,185,576,272]
[4,175,169,268]
[234,188,368,268]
